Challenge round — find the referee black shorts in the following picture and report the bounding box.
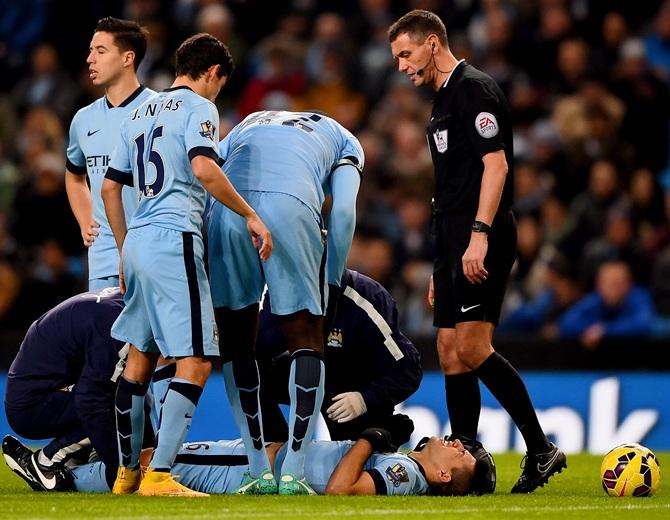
[433,210,516,328]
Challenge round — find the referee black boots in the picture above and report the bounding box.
[511,443,567,493]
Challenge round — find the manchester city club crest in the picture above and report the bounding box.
[327,328,343,348]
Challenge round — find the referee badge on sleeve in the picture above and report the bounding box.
[475,112,499,138]
[433,129,448,153]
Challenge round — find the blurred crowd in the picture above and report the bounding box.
[2,0,670,350]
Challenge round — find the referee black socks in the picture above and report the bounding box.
[476,352,550,453]
[444,372,481,440]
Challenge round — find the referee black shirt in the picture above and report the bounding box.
[427,60,514,217]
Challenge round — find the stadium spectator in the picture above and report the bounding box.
[1,0,670,371]
[11,43,78,122]
[256,269,422,444]
[498,256,582,338]
[569,159,629,243]
[207,110,361,495]
[10,152,81,258]
[628,168,667,250]
[0,142,19,212]
[236,38,305,117]
[557,260,656,348]
[0,213,19,327]
[644,1,670,84]
[614,39,670,173]
[580,206,649,287]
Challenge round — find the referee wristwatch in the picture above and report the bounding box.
[471,220,491,234]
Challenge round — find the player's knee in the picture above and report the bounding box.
[454,340,493,370]
[437,331,464,374]
[175,356,212,386]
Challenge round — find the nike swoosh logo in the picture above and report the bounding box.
[31,458,57,489]
[461,304,481,313]
[537,450,560,473]
[87,129,101,136]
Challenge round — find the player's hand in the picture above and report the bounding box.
[385,413,415,447]
[462,233,489,284]
[246,213,273,261]
[358,427,397,453]
[82,221,100,247]
[118,258,126,295]
[327,392,367,423]
[427,274,435,308]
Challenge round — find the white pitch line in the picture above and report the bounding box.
[75,502,669,520]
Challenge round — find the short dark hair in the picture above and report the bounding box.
[427,464,474,496]
[388,9,448,47]
[175,33,234,80]
[445,434,497,496]
[95,17,149,70]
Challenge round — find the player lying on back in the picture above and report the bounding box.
[4,431,495,496]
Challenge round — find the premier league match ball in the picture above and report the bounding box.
[600,443,661,497]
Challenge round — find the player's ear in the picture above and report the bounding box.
[438,469,452,484]
[123,50,136,69]
[208,64,221,82]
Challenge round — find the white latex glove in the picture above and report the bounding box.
[326,392,367,423]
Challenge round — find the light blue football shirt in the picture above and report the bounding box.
[66,86,155,280]
[173,439,428,496]
[106,86,221,235]
[218,110,364,217]
[72,439,428,495]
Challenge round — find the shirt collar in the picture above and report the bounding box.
[440,59,465,90]
[105,85,146,109]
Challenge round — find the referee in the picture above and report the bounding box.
[388,10,566,493]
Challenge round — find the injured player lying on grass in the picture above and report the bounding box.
[3,431,496,496]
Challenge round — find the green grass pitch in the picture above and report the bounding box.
[1,453,668,519]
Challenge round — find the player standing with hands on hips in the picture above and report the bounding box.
[388,10,566,493]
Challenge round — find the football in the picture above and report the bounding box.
[600,444,661,497]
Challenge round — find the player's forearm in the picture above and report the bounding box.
[192,157,256,220]
[65,171,93,228]
[101,178,127,252]
[327,165,360,285]
[475,151,507,225]
[207,175,256,220]
[326,206,356,286]
[325,440,372,495]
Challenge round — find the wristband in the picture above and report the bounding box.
[471,220,491,234]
